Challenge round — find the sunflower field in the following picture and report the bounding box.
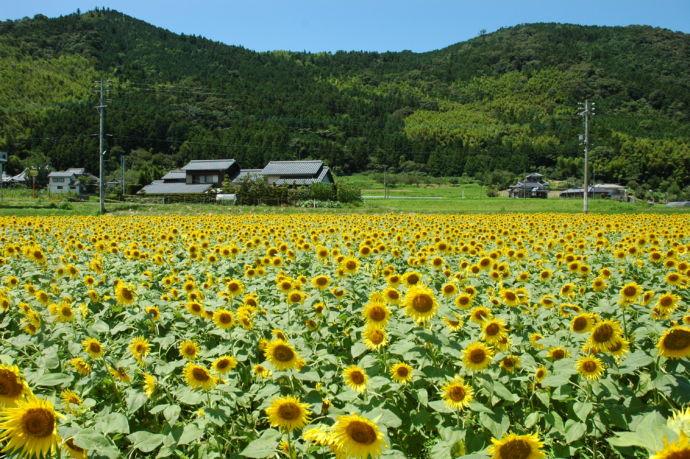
[1,213,689,459]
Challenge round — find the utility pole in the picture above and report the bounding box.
[121,154,126,198]
[96,79,109,214]
[383,166,387,199]
[578,100,595,214]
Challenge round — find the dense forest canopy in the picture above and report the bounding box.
[1,8,689,195]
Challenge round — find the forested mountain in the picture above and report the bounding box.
[1,8,689,194]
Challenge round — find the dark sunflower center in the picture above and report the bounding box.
[449,385,466,401]
[346,261,357,270]
[623,286,637,297]
[346,421,376,445]
[89,343,101,353]
[458,296,469,305]
[593,324,614,343]
[444,285,455,294]
[503,358,515,368]
[470,349,486,363]
[552,349,565,360]
[407,274,420,284]
[61,307,72,316]
[316,277,328,286]
[412,294,433,313]
[216,359,229,370]
[609,341,623,352]
[369,307,386,322]
[388,291,399,300]
[573,317,588,331]
[486,323,500,336]
[369,330,384,344]
[660,296,673,308]
[0,370,23,397]
[664,329,690,350]
[192,368,210,382]
[504,292,516,302]
[474,310,488,320]
[498,439,532,459]
[273,345,295,362]
[278,403,300,421]
[396,367,409,377]
[121,289,133,300]
[136,344,146,353]
[582,360,598,373]
[349,371,365,385]
[22,408,55,438]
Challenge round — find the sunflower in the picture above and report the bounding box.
[341,257,361,275]
[381,287,401,305]
[212,309,235,329]
[143,374,156,398]
[570,313,595,334]
[108,366,131,383]
[60,390,82,413]
[469,306,492,324]
[586,319,623,353]
[461,342,494,372]
[404,285,438,323]
[482,318,509,344]
[145,305,160,320]
[454,293,474,310]
[0,397,62,458]
[184,363,216,391]
[266,396,311,431]
[500,355,520,373]
[650,433,690,459]
[213,356,238,375]
[265,340,300,370]
[115,282,136,306]
[534,367,547,382]
[390,363,413,384]
[287,290,307,305]
[362,300,391,328]
[402,271,423,287]
[82,338,104,359]
[500,289,520,307]
[441,282,458,297]
[608,337,630,359]
[441,376,474,410]
[253,364,272,378]
[70,358,91,376]
[656,293,681,314]
[665,272,683,286]
[0,365,30,407]
[560,283,576,298]
[179,340,200,360]
[619,282,643,304]
[130,336,150,361]
[443,314,464,332]
[576,355,605,380]
[591,277,607,292]
[547,347,569,360]
[362,325,388,351]
[186,301,205,317]
[311,275,331,290]
[657,326,690,359]
[487,432,545,459]
[332,414,387,459]
[343,366,368,393]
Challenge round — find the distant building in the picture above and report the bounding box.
[560,184,629,200]
[139,160,240,195]
[508,173,549,199]
[47,168,98,194]
[262,160,333,186]
[232,169,263,184]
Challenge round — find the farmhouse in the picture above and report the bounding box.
[47,168,98,194]
[508,173,549,199]
[139,159,240,195]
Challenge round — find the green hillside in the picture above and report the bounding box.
[1,9,689,197]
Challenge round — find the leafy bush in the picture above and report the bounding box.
[336,183,362,203]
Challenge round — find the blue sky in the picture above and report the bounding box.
[3,0,690,52]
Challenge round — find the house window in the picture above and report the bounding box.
[53,177,65,183]
[57,186,63,190]
[193,174,218,184]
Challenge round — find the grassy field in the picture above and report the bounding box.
[0,183,688,216]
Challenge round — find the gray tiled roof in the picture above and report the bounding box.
[271,166,331,185]
[181,159,236,171]
[138,182,212,195]
[161,170,186,181]
[48,171,79,178]
[262,160,323,176]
